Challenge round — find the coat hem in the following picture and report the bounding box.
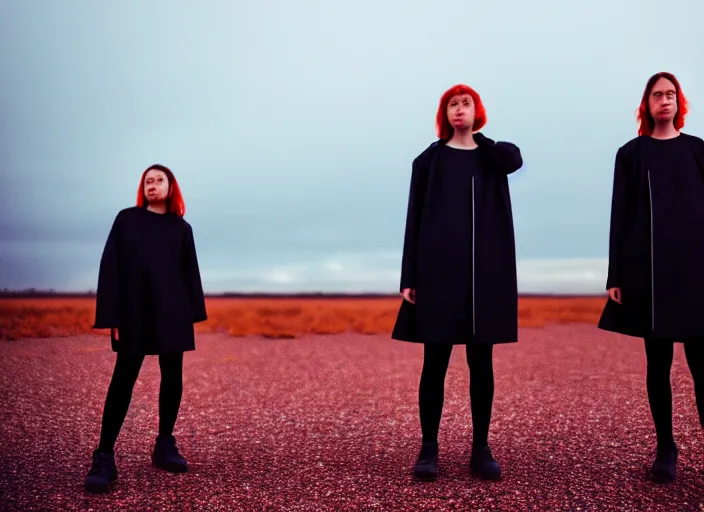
[391,336,517,345]
[111,346,195,356]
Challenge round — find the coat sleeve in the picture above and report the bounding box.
[399,157,427,291]
[476,133,523,174]
[93,212,123,329]
[605,148,628,290]
[183,223,208,323]
[692,135,704,168]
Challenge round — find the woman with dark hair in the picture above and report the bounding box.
[599,72,704,482]
[84,164,208,493]
[392,84,523,481]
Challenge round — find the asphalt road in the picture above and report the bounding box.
[1,326,702,511]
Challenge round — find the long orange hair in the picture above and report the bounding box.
[435,84,487,140]
[136,164,186,217]
[637,72,689,136]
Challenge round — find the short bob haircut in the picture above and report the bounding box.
[136,164,186,217]
[637,72,689,136]
[435,84,487,140]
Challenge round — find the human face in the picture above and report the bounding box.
[447,93,475,131]
[143,169,170,204]
[648,77,677,124]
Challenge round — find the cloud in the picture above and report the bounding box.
[0,238,610,295]
[517,258,608,295]
[199,254,609,294]
[199,251,401,293]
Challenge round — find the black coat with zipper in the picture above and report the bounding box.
[391,132,523,345]
[598,133,704,342]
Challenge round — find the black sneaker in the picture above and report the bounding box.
[413,441,438,481]
[85,450,118,493]
[470,444,501,480]
[152,434,188,473]
[649,445,677,482]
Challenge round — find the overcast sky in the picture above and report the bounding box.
[1,0,702,294]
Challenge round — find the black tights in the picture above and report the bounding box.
[419,343,494,447]
[97,352,184,453]
[644,339,704,450]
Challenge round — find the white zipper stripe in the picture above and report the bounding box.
[648,169,655,331]
[472,176,476,336]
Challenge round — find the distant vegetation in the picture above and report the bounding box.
[0,288,605,299]
[0,288,96,298]
[0,296,608,341]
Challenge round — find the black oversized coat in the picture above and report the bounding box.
[598,133,704,341]
[93,206,208,355]
[391,133,523,345]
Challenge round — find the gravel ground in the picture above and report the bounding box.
[0,325,702,511]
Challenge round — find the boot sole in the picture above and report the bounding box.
[649,470,675,483]
[470,468,502,481]
[85,475,117,494]
[413,470,437,482]
[85,482,111,493]
[152,459,188,473]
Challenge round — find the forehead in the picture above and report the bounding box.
[651,77,676,94]
[145,169,167,180]
[449,93,473,102]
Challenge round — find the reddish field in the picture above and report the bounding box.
[0,296,608,341]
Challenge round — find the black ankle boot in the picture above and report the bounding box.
[413,441,438,481]
[85,450,118,493]
[470,444,501,480]
[152,434,188,473]
[649,445,677,482]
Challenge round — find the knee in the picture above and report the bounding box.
[112,360,142,386]
[467,346,493,371]
[684,343,704,377]
[160,362,184,386]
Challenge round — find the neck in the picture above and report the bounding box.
[147,202,167,214]
[447,128,477,149]
[650,122,679,140]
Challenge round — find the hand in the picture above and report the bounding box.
[401,288,416,304]
[111,327,120,341]
[608,287,622,304]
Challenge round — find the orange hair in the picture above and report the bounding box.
[637,72,689,136]
[435,84,487,139]
[136,164,186,217]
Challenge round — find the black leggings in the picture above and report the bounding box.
[644,339,704,450]
[97,352,184,453]
[418,343,494,447]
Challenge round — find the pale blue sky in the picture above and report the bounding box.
[1,0,702,293]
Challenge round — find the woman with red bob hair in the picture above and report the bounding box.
[599,72,704,482]
[392,84,523,481]
[84,164,207,493]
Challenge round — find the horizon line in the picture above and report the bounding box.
[0,288,608,299]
